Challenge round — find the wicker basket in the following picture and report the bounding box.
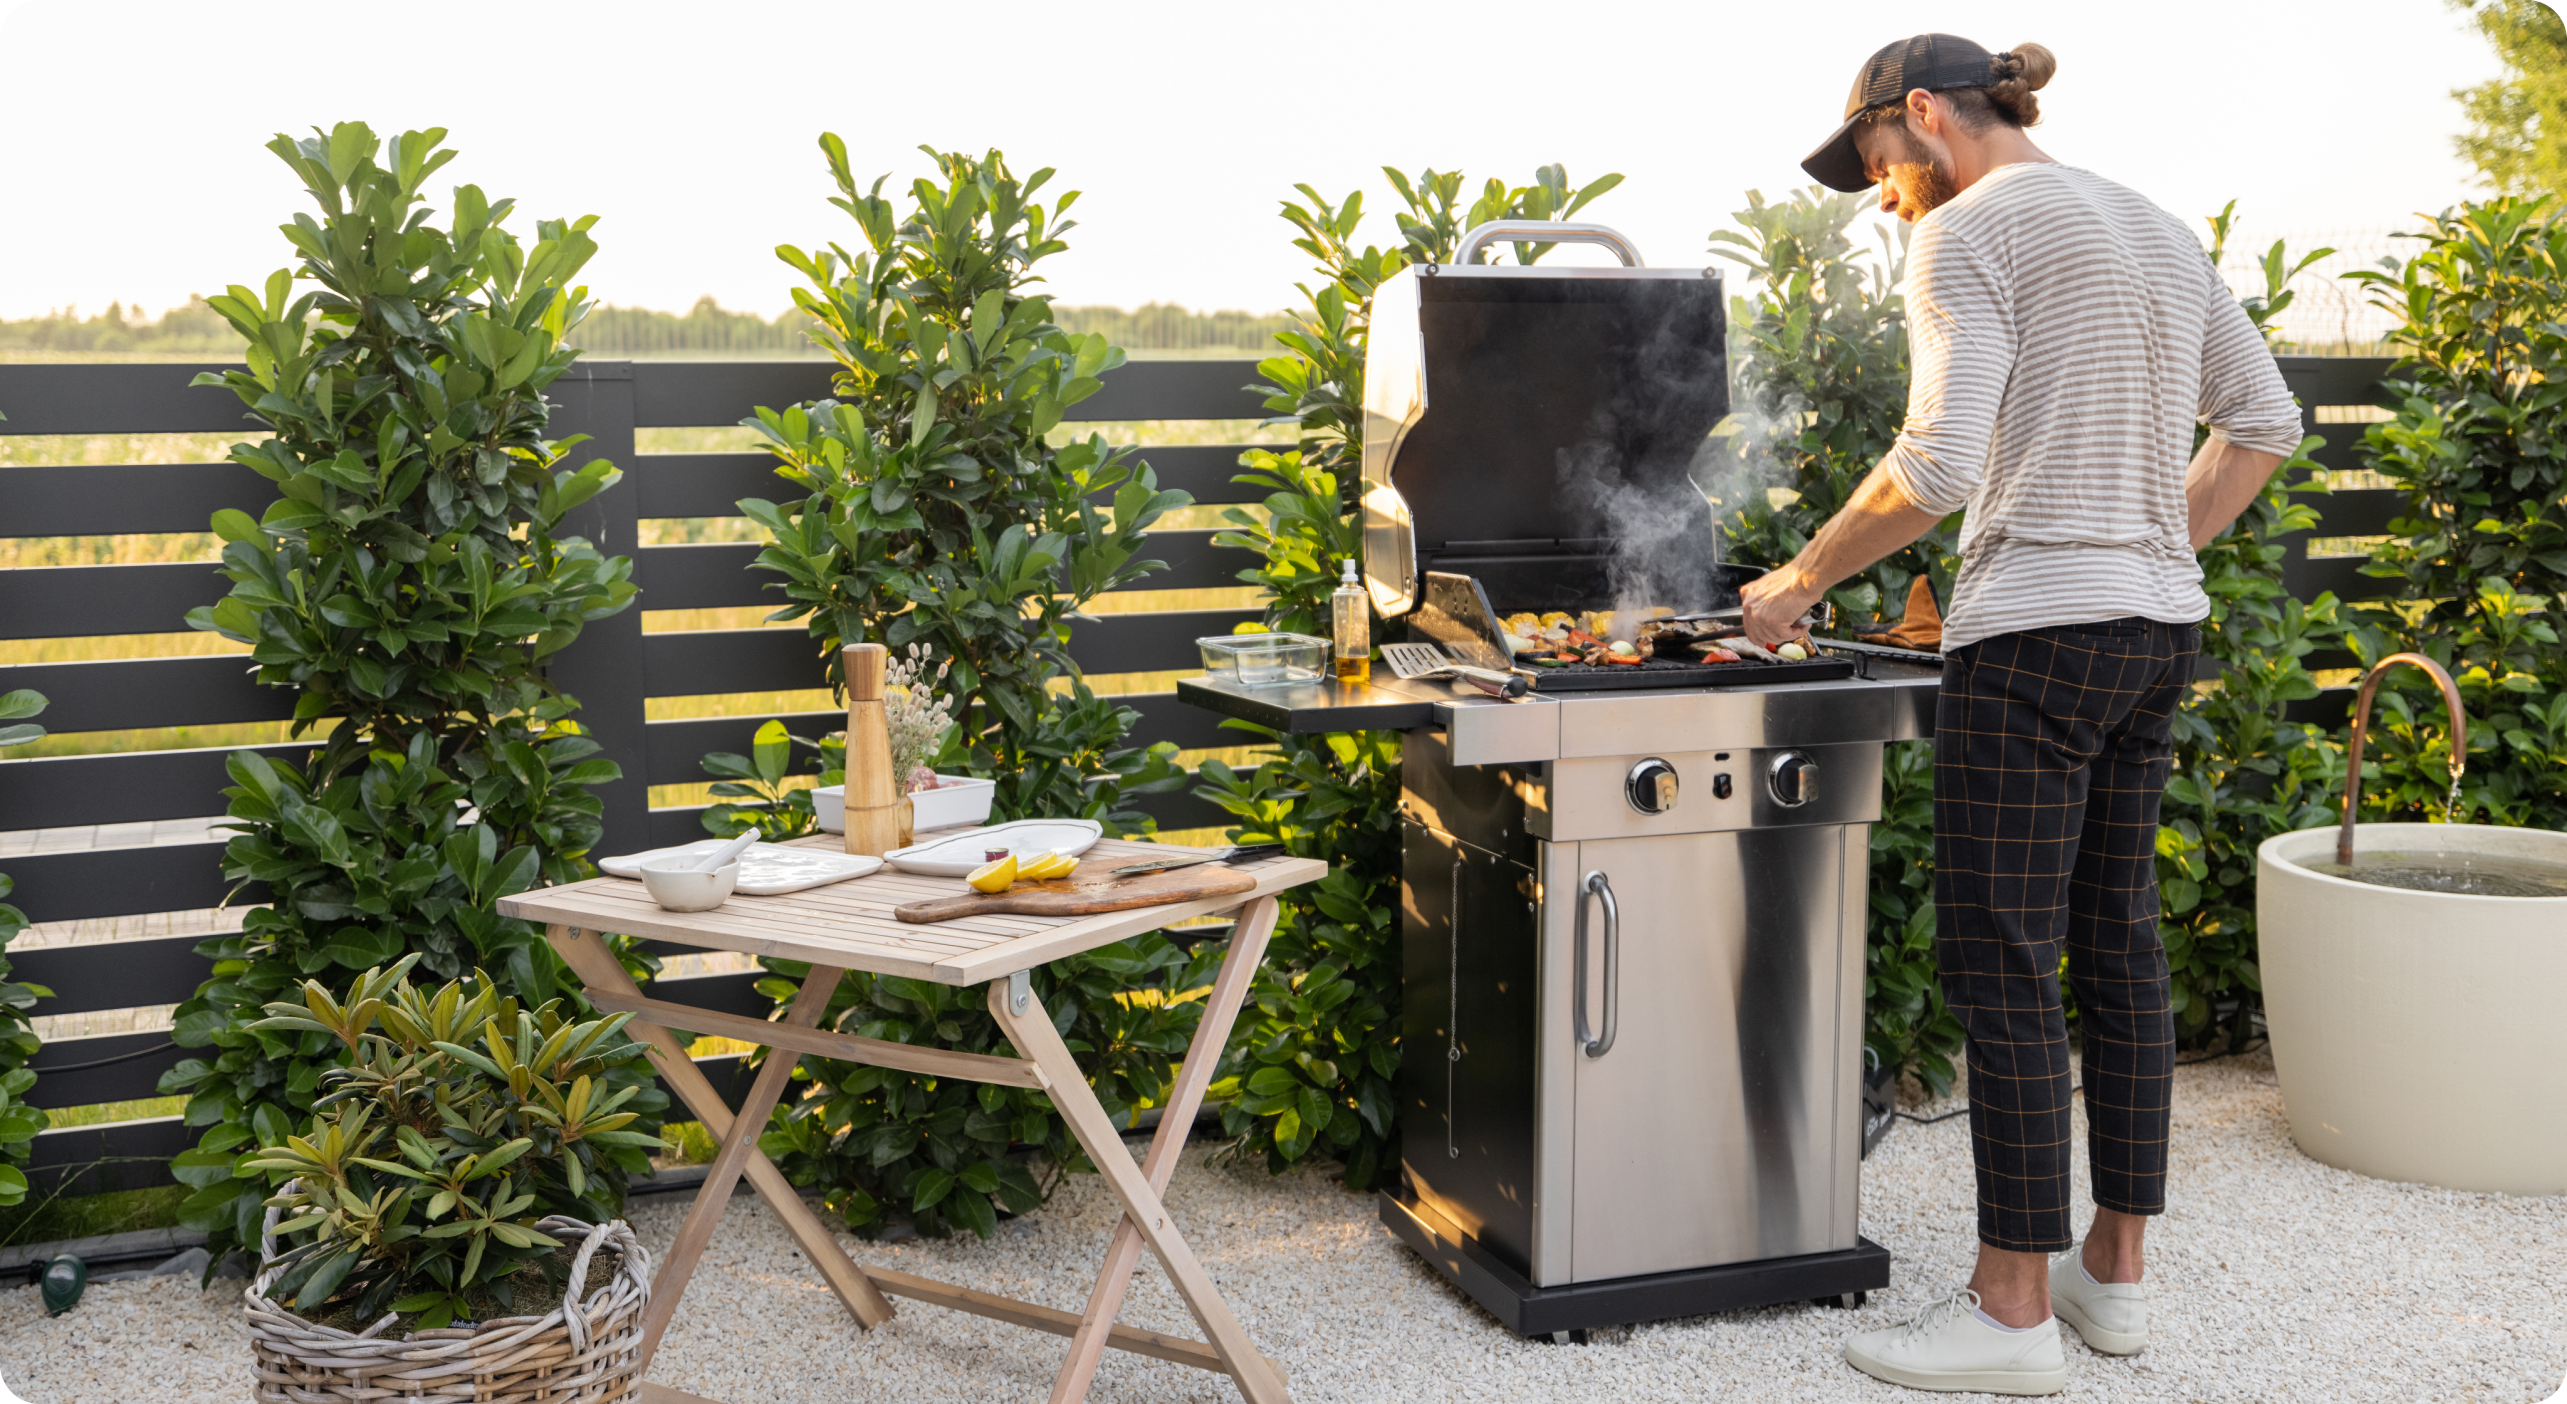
[245,1188,653,1404]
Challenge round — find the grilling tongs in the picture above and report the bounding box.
[1660,600,1837,632]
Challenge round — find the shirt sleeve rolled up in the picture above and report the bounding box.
[2194,258,2304,457]
[1878,224,2014,517]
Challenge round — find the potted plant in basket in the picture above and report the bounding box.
[239,956,667,1402]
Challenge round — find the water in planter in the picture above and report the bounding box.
[2306,850,2567,898]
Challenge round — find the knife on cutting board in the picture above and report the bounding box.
[1109,843,1284,875]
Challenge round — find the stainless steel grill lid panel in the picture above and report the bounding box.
[1359,233,1728,618]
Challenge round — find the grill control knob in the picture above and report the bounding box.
[1768,751,1820,808]
[1625,758,1678,815]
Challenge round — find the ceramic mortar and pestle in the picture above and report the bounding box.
[639,831,758,912]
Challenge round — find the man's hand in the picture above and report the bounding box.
[1741,467,1946,648]
[1741,566,1823,648]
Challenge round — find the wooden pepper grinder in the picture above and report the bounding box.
[842,643,906,857]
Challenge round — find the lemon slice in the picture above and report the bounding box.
[1021,851,1079,881]
[966,854,1018,893]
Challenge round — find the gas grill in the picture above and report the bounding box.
[1177,221,1941,1338]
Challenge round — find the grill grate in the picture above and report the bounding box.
[1522,654,1854,692]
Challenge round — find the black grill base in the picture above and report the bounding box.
[1524,656,1855,692]
[1380,1187,1894,1337]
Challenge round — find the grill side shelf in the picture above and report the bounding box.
[1175,676,1440,733]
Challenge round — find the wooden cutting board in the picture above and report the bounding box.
[893,864,1259,925]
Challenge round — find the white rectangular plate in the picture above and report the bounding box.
[599,841,883,895]
[884,819,1105,876]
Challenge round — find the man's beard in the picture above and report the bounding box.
[1885,126,1959,219]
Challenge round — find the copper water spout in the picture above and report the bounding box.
[2339,653,2467,866]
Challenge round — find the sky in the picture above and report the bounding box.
[0,1,2509,322]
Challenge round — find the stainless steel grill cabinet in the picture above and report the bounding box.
[1177,222,1939,1338]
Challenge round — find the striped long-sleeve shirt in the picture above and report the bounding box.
[1875,163,2305,652]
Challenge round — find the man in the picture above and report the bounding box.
[1738,33,2304,1397]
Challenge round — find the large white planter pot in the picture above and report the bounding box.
[2258,822,2567,1194]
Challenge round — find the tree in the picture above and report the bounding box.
[2453,0,2567,196]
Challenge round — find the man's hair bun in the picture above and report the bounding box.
[1980,43,2056,127]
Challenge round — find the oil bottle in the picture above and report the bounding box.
[1331,557,1371,683]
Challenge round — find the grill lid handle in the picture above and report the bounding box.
[1452,220,1646,268]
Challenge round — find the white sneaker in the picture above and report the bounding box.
[2049,1250,2147,1355]
[1843,1288,2068,1395]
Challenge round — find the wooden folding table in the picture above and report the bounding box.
[497,835,1323,1404]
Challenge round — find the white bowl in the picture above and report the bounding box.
[638,860,739,912]
[813,775,997,834]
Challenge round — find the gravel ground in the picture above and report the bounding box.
[0,1049,2559,1403]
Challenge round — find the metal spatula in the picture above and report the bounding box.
[1380,643,1529,699]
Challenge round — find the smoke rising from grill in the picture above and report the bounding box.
[1552,296,1794,624]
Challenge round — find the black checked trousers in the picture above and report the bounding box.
[1934,617,2195,1253]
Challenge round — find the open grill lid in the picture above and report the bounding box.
[1359,221,1730,617]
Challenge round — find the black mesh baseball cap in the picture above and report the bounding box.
[1802,34,1999,193]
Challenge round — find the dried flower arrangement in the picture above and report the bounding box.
[884,643,958,795]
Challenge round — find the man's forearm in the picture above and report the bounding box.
[1781,467,1946,595]
[1738,466,1944,646]
[2184,437,2289,547]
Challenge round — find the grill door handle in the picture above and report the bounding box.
[1573,870,1620,1058]
[1452,220,1646,268]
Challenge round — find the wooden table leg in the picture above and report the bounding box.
[545,927,894,1335]
[633,961,845,1366]
[992,963,1292,1404]
[1045,897,1282,1404]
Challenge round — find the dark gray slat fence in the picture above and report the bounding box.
[635,442,1288,520]
[616,357,1268,430]
[0,360,1269,894]
[0,357,1270,1190]
[639,530,1263,611]
[0,364,252,435]
[0,442,1284,545]
[639,610,1263,699]
[644,693,1244,786]
[2271,357,2402,697]
[28,1115,195,1197]
[0,742,309,829]
[0,562,229,641]
[21,1055,760,1196]
[1,965,777,1117]
[646,787,1231,850]
[21,1032,184,1111]
[0,696,1240,846]
[6,842,242,924]
[0,449,1280,639]
[0,460,275,538]
[2,944,770,1119]
[13,934,217,1016]
[0,654,292,732]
